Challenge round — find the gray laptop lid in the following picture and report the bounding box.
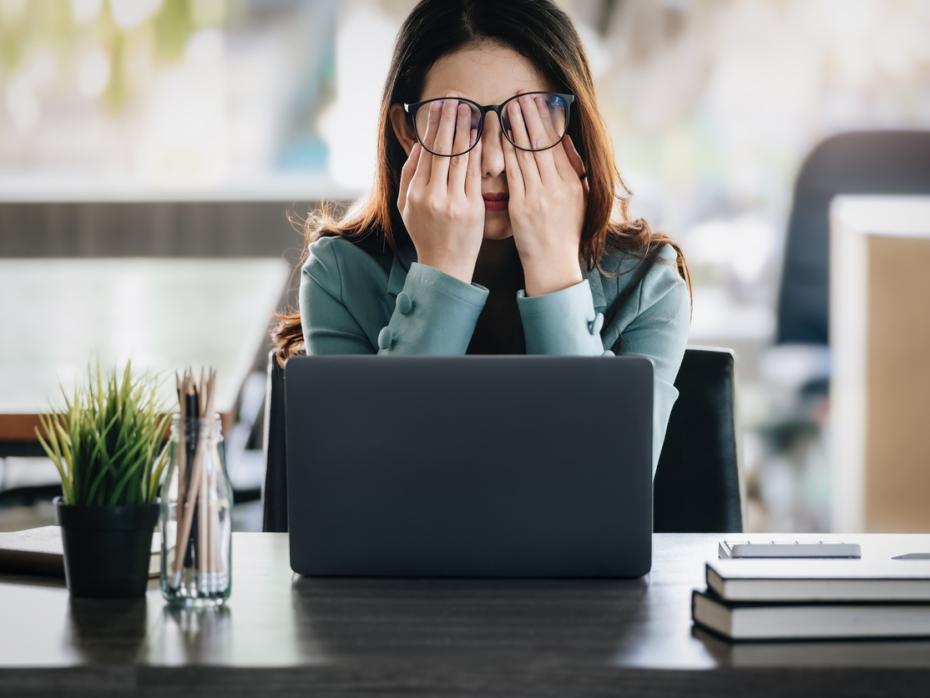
[285,355,653,578]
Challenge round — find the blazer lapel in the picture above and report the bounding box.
[583,262,608,313]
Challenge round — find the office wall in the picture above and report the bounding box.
[0,200,342,261]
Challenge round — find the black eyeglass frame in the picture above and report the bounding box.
[402,91,576,157]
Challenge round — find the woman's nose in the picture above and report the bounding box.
[479,119,506,178]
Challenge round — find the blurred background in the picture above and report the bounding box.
[2,0,929,533]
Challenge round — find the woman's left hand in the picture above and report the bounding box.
[502,93,590,296]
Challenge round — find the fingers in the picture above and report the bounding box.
[397,142,421,211]
[410,103,438,190]
[519,94,560,183]
[535,94,564,147]
[447,103,473,194]
[428,98,460,191]
[422,100,442,151]
[505,98,541,188]
[539,100,576,182]
[562,134,589,194]
[562,133,585,175]
[551,141,577,183]
[501,130,525,201]
[464,128,482,199]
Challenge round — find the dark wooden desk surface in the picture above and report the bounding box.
[2,533,930,697]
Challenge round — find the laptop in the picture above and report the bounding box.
[284,354,654,578]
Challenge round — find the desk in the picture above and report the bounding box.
[0,258,289,455]
[1,533,929,696]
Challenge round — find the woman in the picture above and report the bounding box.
[272,0,691,472]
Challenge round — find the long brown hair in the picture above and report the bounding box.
[272,0,691,360]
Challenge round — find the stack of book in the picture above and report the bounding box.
[692,558,930,641]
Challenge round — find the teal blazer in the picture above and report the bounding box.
[299,234,691,474]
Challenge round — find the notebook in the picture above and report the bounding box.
[0,526,165,578]
[692,589,930,641]
[706,558,930,603]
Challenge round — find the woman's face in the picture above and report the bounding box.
[390,40,556,241]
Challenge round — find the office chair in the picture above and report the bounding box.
[776,130,930,347]
[262,346,742,534]
[653,346,742,532]
[262,349,290,533]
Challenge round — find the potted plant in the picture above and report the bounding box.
[36,358,171,598]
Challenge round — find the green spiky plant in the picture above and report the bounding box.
[36,358,172,506]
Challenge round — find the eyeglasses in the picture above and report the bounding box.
[403,91,575,157]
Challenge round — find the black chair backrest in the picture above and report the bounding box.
[776,130,930,345]
[261,350,290,533]
[654,347,742,533]
[262,347,742,534]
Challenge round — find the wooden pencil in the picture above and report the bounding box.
[172,366,219,589]
[172,371,187,587]
[204,369,218,588]
[199,367,209,585]
[171,373,189,579]
[173,370,204,579]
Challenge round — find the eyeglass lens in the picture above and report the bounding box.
[415,93,569,156]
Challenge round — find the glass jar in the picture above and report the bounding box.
[159,412,232,606]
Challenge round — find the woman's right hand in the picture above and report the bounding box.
[396,98,485,285]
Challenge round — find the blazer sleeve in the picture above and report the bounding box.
[300,237,489,355]
[514,245,689,474]
[516,279,608,355]
[609,250,691,474]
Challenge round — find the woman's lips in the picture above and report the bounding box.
[482,192,509,211]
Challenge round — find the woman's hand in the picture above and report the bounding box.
[396,98,485,285]
[502,94,590,296]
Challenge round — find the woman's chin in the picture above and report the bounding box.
[482,221,513,241]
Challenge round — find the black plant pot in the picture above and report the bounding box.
[54,496,159,598]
